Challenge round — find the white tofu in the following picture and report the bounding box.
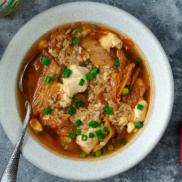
[118,116,128,126]
[99,32,123,49]
[58,65,89,108]
[127,122,135,133]
[62,65,89,98]
[134,99,148,122]
[76,128,99,154]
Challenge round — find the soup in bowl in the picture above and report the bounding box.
[18,22,151,158]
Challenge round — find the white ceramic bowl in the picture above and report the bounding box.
[0,2,174,181]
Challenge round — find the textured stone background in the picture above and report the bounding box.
[0,0,182,181]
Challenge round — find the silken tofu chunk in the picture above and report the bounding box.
[62,65,89,97]
[58,65,89,108]
[76,128,99,154]
[134,99,148,122]
[99,32,123,49]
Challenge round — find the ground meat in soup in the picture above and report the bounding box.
[18,22,151,158]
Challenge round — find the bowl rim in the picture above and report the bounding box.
[0,1,174,181]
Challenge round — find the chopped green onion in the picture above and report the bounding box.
[64,68,71,78]
[115,59,119,67]
[74,27,82,32]
[89,121,99,128]
[77,129,81,135]
[108,145,114,151]
[91,152,96,157]
[45,76,51,83]
[90,24,97,28]
[81,63,87,67]
[84,90,89,96]
[74,99,80,108]
[104,127,109,132]
[86,58,91,63]
[137,104,144,110]
[82,135,88,141]
[122,88,130,96]
[95,150,102,156]
[67,49,72,55]
[134,58,142,67]
[41,57,50,66]
[91,67,99,74]
[134,122,143,128]
[75,120,83,127]
[73,37,80,45]
[104,106,112,115]
[114,142,121,148]
[89,133,94,138]
[51,74,58,81]
[80,100,85,107]
[65,137,72,143]
[103,148,109,154]
[69,133,75,138]
[68,108,76,115]
[79,78,85,86]
[43,108,51,115]
[70,39,73,45]
[63,66,67,72]
[86,73,94,80]
[80,151,87,158]
[95,129,105,140]
[121,138,127,145]
[53,49,58,54]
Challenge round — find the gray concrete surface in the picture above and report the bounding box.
[0,0,182,181]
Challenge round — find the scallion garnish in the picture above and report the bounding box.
[108,145,114,151]
[82,135,88,141]
[64,68,71,78]
[95,129,105,140]
[75,120,83,127]
[95,150,102,156]
[91,67,99,74]
[79,78,85,86]
[67,49,72,55]
[86,73,94,80]
[114,142,121,148]
[115,59,119,67]
[122,88,129,96]
[81,63,87,67]
[51,74,58,81]
[137,104,144,110]
[63,66,67,72]
[45,76,51,83]
[75,27,82,32]
[73,37,80,45]
[89,121,99,128]
[80,100,85,107]
[80,151,87,158]
[104,127,109,132]
[134,58,142,67]
[69,129,75,138]
[41,57,50,66]
[104,106,112,115]
[70,39,73,45]
[134,122,143,128]
[43,108,51,115]
[84,90,89,96]
[74,99,81,108]
[68,108,76,115]
[89,133,94,138]
[86,58,91,63]
[77,129,81,135]
[90,24,97,28]
[121,138,127,145]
